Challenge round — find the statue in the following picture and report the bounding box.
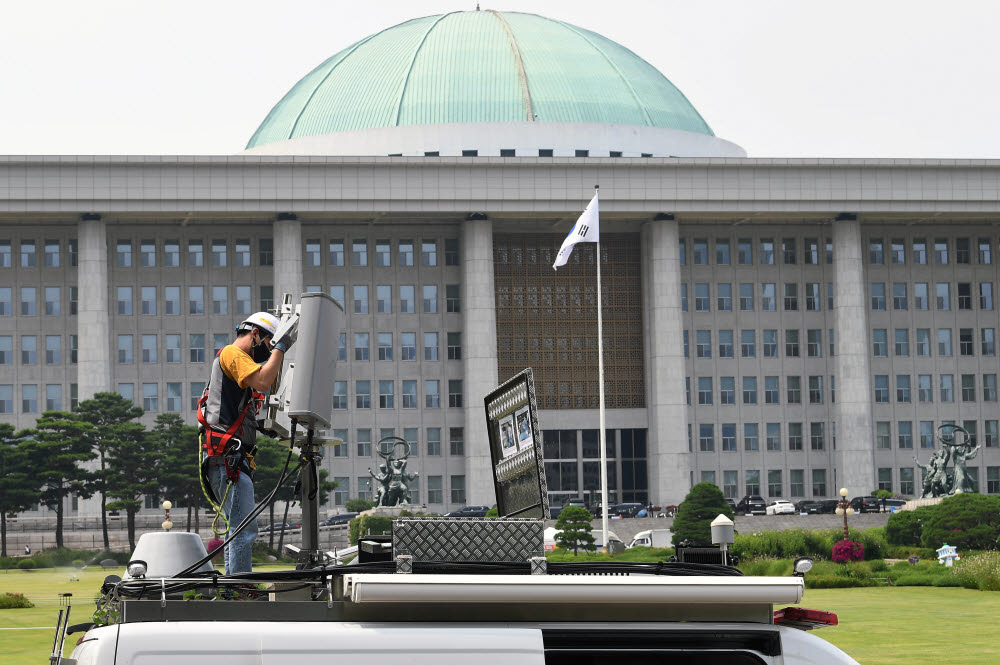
[368,437,419,507]
[941,428,980,494]
[914,425,980,498]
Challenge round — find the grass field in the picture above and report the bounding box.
[2,567,999,664]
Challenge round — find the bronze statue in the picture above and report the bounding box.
[941,428,980,494]
[368,437,419,507]
[914,425,980,498]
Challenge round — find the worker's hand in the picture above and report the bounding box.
[272,315,299,353]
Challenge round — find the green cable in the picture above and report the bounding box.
[197,431,232,536]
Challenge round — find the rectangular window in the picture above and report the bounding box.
[805,282,820,311]
[165,382,182,412]
[448,331,462,360]
[718,330,733,358]
[782,237,796,264]
[44,287,60,315]
[422,240,437,266]
[957,237,971,263]
[375,332,393,361]
[738,238,752,264]
[188,286,204,315]
[423,285,439,313]
[142,383,158,411]
[746,469,761,496]
[679,239,686,265]
[681,284,687,311]
[693,239,708,264]
[807,329,822,357]
[898,421,913,449]
[876,421,892,449]
[763,329,778,358]
[935,238,948,264]
[356,380,371,409]
[760,238,774,264]
[117,334,133,364]
[745,423,759,451]
[873,328,888,357]
[869,238,884,264]
[448,379,463,408]
[761,283,775,311]
[766,423,781,451]
[446,284,461,312]
[20,287,36,315]
[936,283,950,310]
[896,375,911,403]
[764,376,779,404]
[189,334,204,363]
[211,286,227,314]
[960,328,974,356]
[326,239,344,266]
[445,238,460,265]
[912,238,927,264]
[450,475,466,504]
[721,424,737,452]
[401,332,416,361]
[0,287,10,316]
[353,240,368,266]
[783,283,798,311]
[940,374,954,402]
[117,286,133,315]
[986,421,999,448]
[719,377,735,405]
[234,239,250,267]
[894,328,909,356]
[21,385,37,413]
[697,377,713,405]
[353,285,369,313]
[115,240,131,267]
[354,332,370,361]
[919,421,935,448]
[305,239,321,266]
[893,283,907,310]
[891,238,905,264]
[716,283,732,311]
[356,429,371,457]
[424,332,439,360]
[918,374,933,403]
[985,374,998,402]
[425,380,440,408]
[69,335,78,364]
[375,239,391,267]
[695,283,710,311]
[379,380,394,408]
[812,469,827,497]
[981,283,994,310]
[0,240,10,267]
[916,328,931,356]
[722,470,738,498]
[741,329,755,357]
[118,383,135,404]
[804,237,819,264]
[426,428,442,456]
[331,381,348,410]
[161,239,177,267]
[450,428,464,456]
[785,329,800,357]
[715,239,730,264]
[808,376,823,404]
[0,336,10,365]
[874,375,889,403]
[211,240,226,267]
[938,328,952,356]
[742,376,757,404]
[961,374,976,402]
[401,380,417,409]
[768,469,782,497]
[373,284,392,314]
[871,283,886,310]
[45,384,62,410]
[739,283,754,311]
[699,424,714,451]
[958,282,973,310]
[141,334,157,363]
[983,328,996,356]
[138,240,155,267]
[828,282,835,310]
[696,330,711,358]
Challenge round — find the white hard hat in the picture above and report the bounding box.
[237,312,279,337]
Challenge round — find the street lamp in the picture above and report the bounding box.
[833,488,853,540]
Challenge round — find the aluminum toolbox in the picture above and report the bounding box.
[392,517,544,562]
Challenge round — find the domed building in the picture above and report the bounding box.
[1,10,998,527]
[244,10,744,159]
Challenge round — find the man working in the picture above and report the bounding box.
[198,311,295,574]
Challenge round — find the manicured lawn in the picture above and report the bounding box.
[2,567,999,664]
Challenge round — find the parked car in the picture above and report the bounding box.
[849,496,881,513]
[320,512,358,526]
[765,499,796,515]
[259,522,298,533]
[443,505,492,518]
[797,502,824,515]
[881,498,907,512]
[611,502,646,518]
[812,499,840,514]
[567,498,589,511]
[735,495,767,515]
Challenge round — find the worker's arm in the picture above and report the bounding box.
[244,349,285,392]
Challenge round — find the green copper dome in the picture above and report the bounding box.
[247,10,713,149]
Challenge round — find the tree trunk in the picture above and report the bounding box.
[127,509,136,552]
[100,452,110,549]
[268,504,275,550]
[194,499,200,534]
[56,497,64,549]
[1,515,7,558]
[186,503,192,532]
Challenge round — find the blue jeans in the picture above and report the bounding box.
[208,465,258,574]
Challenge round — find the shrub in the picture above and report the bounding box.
[17,559,36,570]
[345,497,375,513]
[886,509,924,546]
[0,592,34,609]
[485,507,499,518]
[671,482,733,547]
[831,540,864,563]
[554,506,595,554]
[869,559,889,573]
[348,515,393,545]
[920,493,1000,551]
[807,575,865,589]
[0,557,17,570]
[953,551,1000,591]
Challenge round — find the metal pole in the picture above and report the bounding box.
[298,427,321,568]
[596,229,609,550]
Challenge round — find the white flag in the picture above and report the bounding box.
[553,191,600,269]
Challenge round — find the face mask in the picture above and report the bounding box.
[251,332,272,363]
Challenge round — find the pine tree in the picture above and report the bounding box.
[153,414,203,532]
[554,505,596,554]
[76,392,145,549]
[24,411,96,549]
[0,425,40,557]
[671,482,734,547]
[105,421,159,551]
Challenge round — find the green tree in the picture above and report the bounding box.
[153,414,203,532]
[671,482,734,547]
[920,493,1000,551]
[76,392,145,549]
[554,505,595,554]
[0,425,40,557]
[104,421,159,551]
[23,411,96,548]
[345,497,375,513]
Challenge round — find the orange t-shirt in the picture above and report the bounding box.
[218,345,261,389]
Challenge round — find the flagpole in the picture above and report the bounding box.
[594,188,609,551]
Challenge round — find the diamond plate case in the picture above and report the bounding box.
[393,517,544,562]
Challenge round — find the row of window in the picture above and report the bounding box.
[875,420,999,450]
[876,466,1000,496]
[335,473,467,506]
[681,237,834,266]
[693,422,833,452]
[0,335,77,365]
[686,328,834,359]
[701,469,832,500]
[679,236,997,267]
[333,379,464,410]
[0,384,75,413]
[682,282,834,312]
[688,376,833,406]
[305,238,459,268]
[0,286,77,316]
[873,374,999,404]
[871,327,996,358]
[0,239,78,268]
[870,281,994,311]
[326,426,466,458]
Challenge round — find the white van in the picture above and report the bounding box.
[628,528,672,548]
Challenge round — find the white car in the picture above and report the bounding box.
[766,499,797,515]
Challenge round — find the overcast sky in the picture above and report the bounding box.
[1,0,996,158]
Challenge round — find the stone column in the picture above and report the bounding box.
[833,217,875,495]
[641,219,690,505]
[77,214,111,401]
[461,218,499,504]
[273,214,303,367]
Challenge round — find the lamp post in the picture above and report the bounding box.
[833,488,853,540]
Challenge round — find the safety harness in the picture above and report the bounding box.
[197,349,264,535]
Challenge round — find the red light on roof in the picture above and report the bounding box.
[773,607,839,630]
